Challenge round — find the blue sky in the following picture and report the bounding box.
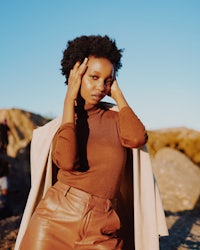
[0,0,199,131]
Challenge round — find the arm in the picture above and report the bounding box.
[52,123,77,170]
[62,58,88,124]
[110,80,148,148]
[52,58,88,170]
[118,107,148,148]
[110,80,129,111]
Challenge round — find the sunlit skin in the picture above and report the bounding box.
[62,56,129,124]
[80,57,114,105]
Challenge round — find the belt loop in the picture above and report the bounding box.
[111,198,118,210]
[64,185,71,197]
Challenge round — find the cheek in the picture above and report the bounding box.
[105,86,111,95]
[80,79,90,97]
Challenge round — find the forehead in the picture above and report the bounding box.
[87,56,114,76]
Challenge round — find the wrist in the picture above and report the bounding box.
[112,91,129,110]
[64,95,76,107]
[62,96,76,124]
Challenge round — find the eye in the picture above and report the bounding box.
[90,75,98,80]
[105,79,113,87]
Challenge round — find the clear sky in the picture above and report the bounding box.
[0,0,199,131]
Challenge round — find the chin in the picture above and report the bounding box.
[87,99,101,105]
[91,101,99,105]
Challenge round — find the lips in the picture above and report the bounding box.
[91,93,105,101]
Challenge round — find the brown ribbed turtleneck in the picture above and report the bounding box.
[52,104,147,199]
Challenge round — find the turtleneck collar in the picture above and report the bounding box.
[75,103,101,118]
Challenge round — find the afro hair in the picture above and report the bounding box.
[61,35,123,84]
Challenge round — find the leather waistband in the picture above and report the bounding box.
[53,181,117,211]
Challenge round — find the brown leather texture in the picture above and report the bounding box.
[19,181,123,250]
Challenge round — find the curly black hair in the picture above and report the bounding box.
[61,35,123,84]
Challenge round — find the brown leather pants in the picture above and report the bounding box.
[19,181,123,250]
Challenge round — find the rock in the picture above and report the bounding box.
[147,127,200,166]
[152,147,200,212]
[0,108,50,157]
[0,109,50,216]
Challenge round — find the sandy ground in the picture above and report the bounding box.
[0,209,199,250]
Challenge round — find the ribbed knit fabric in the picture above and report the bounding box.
[52,104,147,199]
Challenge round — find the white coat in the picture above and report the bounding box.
[15,106,168,250]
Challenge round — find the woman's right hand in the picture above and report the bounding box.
[66,58,88,102]
[62,58,88,124]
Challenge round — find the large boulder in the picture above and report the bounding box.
[152,147,200,212]
[147,127,200,166]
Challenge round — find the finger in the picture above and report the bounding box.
[78,57,88,74]
[73,61,81,69]
[73,58,88,71]
[68,61,80,81]
[68,58,88,86]
[70,58,88,78]
[70,62,80,78]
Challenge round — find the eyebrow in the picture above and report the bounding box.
[89,71,113,78]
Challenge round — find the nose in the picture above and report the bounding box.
[96,80,105,92]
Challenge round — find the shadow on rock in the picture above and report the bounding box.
[160,195,200,250]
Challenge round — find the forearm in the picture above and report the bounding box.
[110,80,129,111]
[119,107,148,148]
[112,89,129,111]
[62,94,76,124]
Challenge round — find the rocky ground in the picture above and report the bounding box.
[160,209,200,250]
[0,209,200,250]
[0,215,21,250]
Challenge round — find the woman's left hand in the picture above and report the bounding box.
[110,80,129,110]
[110,80,122,100]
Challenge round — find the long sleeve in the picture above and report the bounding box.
[118,107,148,148]
[52,123,77,170]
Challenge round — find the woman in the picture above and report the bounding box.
[17,35,167,250]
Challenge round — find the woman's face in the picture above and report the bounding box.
[80,56,115,105]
